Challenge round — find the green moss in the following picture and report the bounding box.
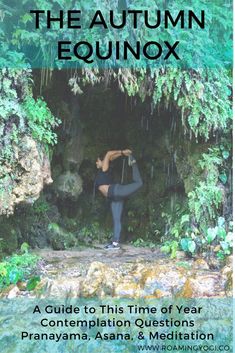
[48,223,77,250]
[0,220,18,256]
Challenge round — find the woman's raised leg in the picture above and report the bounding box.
[113,158,143,199]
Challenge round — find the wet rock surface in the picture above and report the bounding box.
[52,171,83,200]
[2,246,230,299]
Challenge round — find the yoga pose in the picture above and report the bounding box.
[95,149,143,249]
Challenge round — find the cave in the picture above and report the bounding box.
[1,68,224,253]
[22,69,193,247]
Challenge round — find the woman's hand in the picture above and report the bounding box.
[122,149,132,156]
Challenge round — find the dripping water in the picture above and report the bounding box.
[150,163,154,179]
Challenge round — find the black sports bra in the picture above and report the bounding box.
[95,170,113,188]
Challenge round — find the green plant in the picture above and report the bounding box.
[180,238,196,254]
[161,211,233,259]
[0,247,40,289]
[78,222,110,244]
[204,218,233,260]
[131,238,157,248]
[153,68,232,140]
[161,240,179,259]
[188,145,231,225]
[23,96,61,149]
[160,202,192,258]
[127,210,139,233]
[159,144,232,259]
[32,197,50,215]
[20,242,30,253]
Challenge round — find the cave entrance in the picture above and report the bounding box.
[34,70,188,243]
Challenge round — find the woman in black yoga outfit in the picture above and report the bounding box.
[95,149,143,249]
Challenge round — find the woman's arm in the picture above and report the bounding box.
[110,149,132,160]
[102,149,132,171]
[102,150,121,171]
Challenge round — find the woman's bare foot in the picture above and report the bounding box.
[128,154,136,166]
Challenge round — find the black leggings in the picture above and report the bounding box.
[110,163,143,243]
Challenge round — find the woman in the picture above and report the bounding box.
[95,149,143,249]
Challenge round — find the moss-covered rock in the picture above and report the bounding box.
[0,69,54,216]
[48,222,77,250]
[0,135,53,216]
[52,171,83,200]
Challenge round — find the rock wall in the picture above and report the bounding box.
[42,83,84,202]
[0,135,52,216]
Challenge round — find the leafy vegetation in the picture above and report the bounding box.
[77,222,110,244]
[0,243,40,289]
[153,68,232,140]
[188,145,231,224]
[0,69,60,154]
[161,214,233,260]
[23,96,60,149]
[0,0,232,69]
[0,68,60,215]
[160,142,232,259]
[131,238,157,249]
